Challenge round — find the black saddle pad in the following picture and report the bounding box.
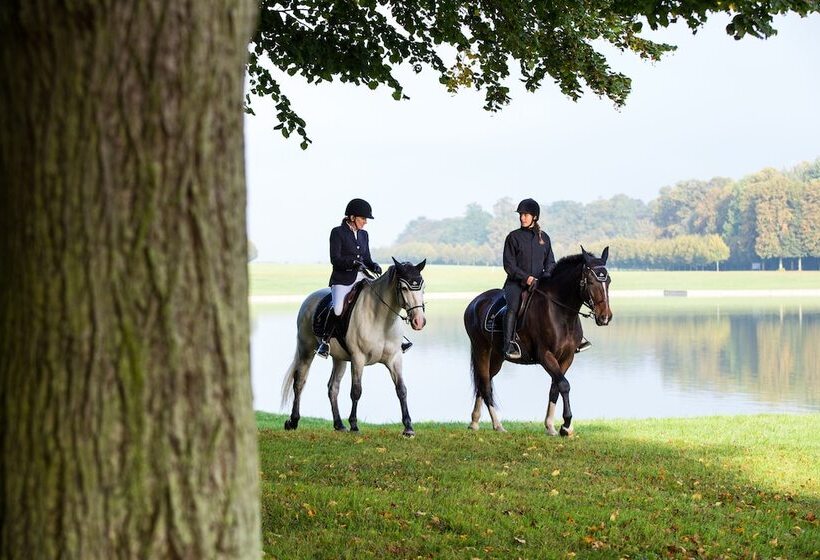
[483,292,507,333]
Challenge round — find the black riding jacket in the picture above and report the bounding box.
[328,220,378,286]
[503,226,556,287]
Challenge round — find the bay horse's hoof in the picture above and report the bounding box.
[350,425,359,432]
[333,423,348,432]
[402,429,416,438]
[559,426,574,437]
[284,419,297,430]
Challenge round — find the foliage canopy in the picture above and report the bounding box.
[247,0,820,147]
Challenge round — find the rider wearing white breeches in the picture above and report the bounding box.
[317,198,382,358]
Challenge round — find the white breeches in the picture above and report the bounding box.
[331,272,366,315]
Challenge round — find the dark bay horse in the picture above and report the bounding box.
[281,259,427,436]
[463,247,612,435]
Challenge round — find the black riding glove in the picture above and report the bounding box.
[370,263,383,275]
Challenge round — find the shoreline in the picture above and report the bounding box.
[249,288,820,304]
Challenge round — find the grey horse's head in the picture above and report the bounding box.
[391,257,427,331]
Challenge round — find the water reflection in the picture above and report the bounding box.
[251,300,819,425]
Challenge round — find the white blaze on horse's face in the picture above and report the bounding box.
[582,247,612,327]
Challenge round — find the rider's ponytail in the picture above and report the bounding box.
[533,220,546,245]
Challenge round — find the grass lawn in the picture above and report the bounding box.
[249,263,820,296]
[257,412,819,560]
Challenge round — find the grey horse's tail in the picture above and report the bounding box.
[280,351,300,409]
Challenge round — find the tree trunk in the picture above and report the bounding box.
[0,2,260,558]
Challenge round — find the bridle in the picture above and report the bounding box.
[364,268,425,323]
[533,263,609,320]
[579,264,610,317]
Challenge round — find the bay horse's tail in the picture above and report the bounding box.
[470,345,496,408]
[466,295,496,409]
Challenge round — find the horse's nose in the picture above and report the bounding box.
[411,313,426,331]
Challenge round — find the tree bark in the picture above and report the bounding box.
[0,2,260,558]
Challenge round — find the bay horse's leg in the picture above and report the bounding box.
[386,355,415,437]
[468,396,483,430]
[487,352,506,432]
[539,352,566,436]
[557,375,574,437]
[469,344,505,431]
[327,357,348,431]
[347,360,365,432]
[545,379,559,436]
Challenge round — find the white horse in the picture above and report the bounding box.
[281,258,427,436]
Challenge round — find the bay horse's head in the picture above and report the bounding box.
[580,246,612,326]
[391,257,427,331]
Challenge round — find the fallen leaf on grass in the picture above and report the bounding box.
[514,536,526,544]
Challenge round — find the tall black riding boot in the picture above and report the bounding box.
[316,312,337,358]
[502,311,521,359]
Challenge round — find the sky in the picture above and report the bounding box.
[244,14,820,263]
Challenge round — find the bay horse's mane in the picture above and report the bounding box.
[545,253,585,285]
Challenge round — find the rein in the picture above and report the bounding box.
[362,269,424,323]
[533,264,609,320]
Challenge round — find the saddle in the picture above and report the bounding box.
[483,288,535,333]
[312,280,368,344]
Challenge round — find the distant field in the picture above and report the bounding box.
[249,263,820,296]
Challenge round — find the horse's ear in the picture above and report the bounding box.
[601,246,609,263]
[580,244,587,255]
[416,259,426,271]
[392,256,400,267]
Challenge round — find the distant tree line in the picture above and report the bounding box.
[373,158,820,270]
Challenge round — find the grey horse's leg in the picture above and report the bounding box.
[557,375,573,436]
[347,360,365,432]
[284,354,311,430]
[386,356,414,437]
[327,357,348,431]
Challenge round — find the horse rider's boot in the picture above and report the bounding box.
[502,312,521,360]
[316,312,337,358]
[576,336,592,353]
[401,336,413,353]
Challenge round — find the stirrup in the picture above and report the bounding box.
[576,339,592,353]
[401,337,413,353]
[316,339,330,358]
[504,341,522,360]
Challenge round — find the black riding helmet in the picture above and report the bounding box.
[345,198,374,219]
[515,198,540,219]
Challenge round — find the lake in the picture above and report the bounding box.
[251,297,820,426]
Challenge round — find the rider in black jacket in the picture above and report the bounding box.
[502,198,555,359]
[502,198,591,359]
[317,198,412,357]
[317,198,381,357]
